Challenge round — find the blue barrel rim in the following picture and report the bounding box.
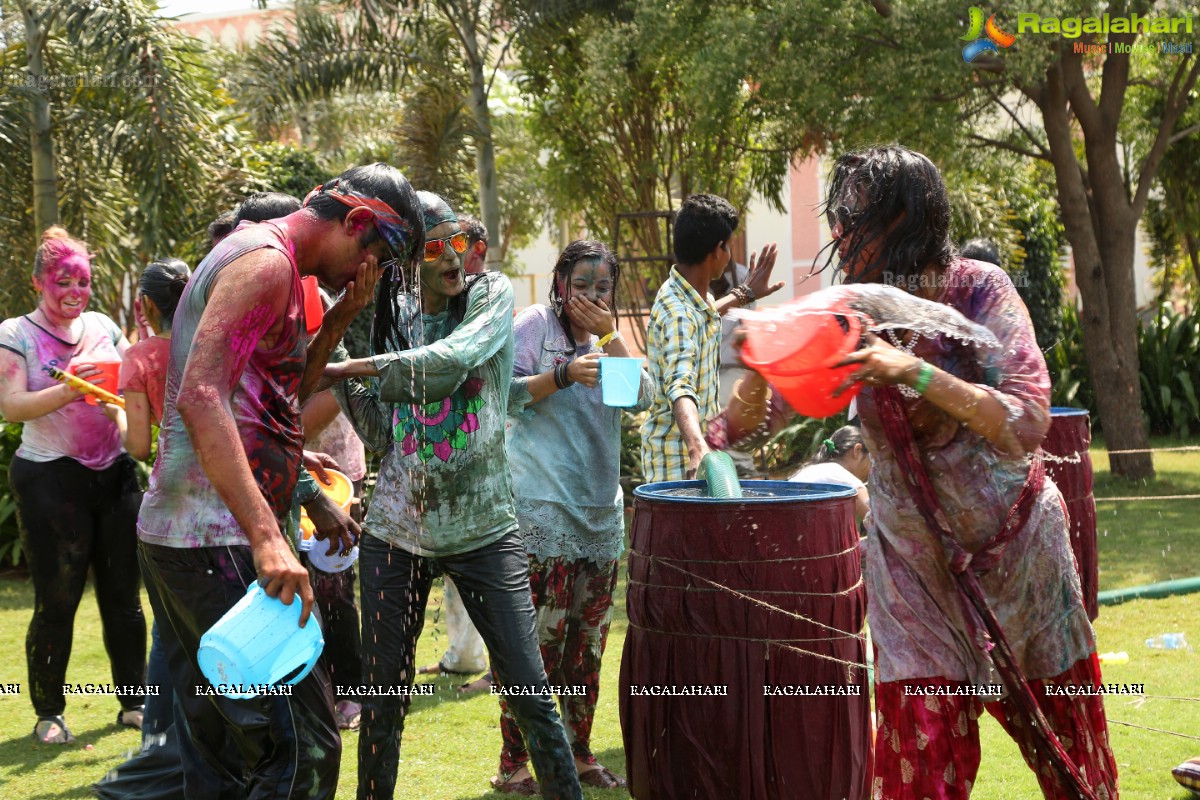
[1050,407,1090,416]
[633,479,857,503]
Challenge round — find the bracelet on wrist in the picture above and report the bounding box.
[597,330,621,347]
[729,285,754,307]
[732,379,770,408]
[554,362,575,390]
[912,361,935,395]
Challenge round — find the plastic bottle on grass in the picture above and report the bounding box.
[1144,633,1190,651]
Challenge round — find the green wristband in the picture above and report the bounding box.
[913,361,935,395]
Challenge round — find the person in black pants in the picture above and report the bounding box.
[0,226,146,744]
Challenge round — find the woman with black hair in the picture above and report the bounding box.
[491,240,651,793]
[822,145,1116,799]
[104,258,190,459]
[789,424,870,523]
[327,193,582,800]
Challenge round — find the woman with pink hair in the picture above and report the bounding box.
[0,227,146,744]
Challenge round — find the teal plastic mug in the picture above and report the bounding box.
[599,357,643,407]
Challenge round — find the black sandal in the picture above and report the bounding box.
[33,716,75,744]
[117,706,144,730]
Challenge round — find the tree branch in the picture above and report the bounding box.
[986,86,1051,159]
[966,133,1051,162]
[1097,33,1134,124]
[1167,121,1200,146]
[1132,55,1200,216]
[1061,46,1103,138]
[866,0,892,17]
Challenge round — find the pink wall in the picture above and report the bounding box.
[789,155,824,297]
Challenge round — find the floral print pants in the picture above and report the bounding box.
[498,555,619,775]
[873,654,1118,799]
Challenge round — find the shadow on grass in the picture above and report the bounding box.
[446,744,632,800]
[0,721,130,774]
[0,575,33,612]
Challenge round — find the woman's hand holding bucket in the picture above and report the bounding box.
[832,333,923,396]
[567,352,602,388]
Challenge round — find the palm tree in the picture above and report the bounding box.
[240,0,528,269]
[0,0,247,325]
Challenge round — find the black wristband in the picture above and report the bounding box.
[554,362,572,390]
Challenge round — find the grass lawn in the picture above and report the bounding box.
[0,436,1197,799]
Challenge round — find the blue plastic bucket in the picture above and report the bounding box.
[197,582,325,698]
[600,357,643,407]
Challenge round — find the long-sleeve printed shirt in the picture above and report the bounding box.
[640,268,721,483]
[334,272,518,556]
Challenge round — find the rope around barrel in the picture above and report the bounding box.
[624,542,860,565]
[633,553,868,642]
[627,575,865,598]
[1107,719,1200,742]
[627,621,871,672]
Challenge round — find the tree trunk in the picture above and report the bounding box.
[1037,67,1154,479]
[23,2,58,233]
[1184,231,1200,291]
[462,35,501,271]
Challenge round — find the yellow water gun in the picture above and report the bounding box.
[44,366,125,408]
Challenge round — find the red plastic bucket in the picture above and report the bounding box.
[70,361,121,406]
[741,302,866,418]
[301,275,324,336]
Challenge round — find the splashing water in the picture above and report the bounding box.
[729,284,1002,352]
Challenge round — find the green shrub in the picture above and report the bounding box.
[0,422,24,568]
[1138,305,1200,437]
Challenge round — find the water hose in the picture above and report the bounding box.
[699,451,742,498]
[1097,577,1200,607]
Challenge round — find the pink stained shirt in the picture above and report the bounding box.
[118,334,171,425]
[0,311,125,470]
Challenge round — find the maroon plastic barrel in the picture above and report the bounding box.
[620,480,870,800]
[1044,408,1099,620]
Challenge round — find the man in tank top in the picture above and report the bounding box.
[137,164,422,800]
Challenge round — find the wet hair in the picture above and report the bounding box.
[457,213,489,247]
[33,226,90,279]
[810,425,865,466]
[673,194,738,266]
[235,192,301,224]
[139,258,191,330]
[819,145,956,288]
[960,238,1000,266]
[207,211,237,246]
[299,164,422,358]
[548,240,621,353]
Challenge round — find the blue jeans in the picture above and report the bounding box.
[357,530,582,800]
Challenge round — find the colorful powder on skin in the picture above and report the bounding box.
[229,303,275,364]
[37,257,93,322]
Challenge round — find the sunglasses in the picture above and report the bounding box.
[423,232,469,262]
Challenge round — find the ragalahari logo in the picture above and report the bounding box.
[961,7,1017,62]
